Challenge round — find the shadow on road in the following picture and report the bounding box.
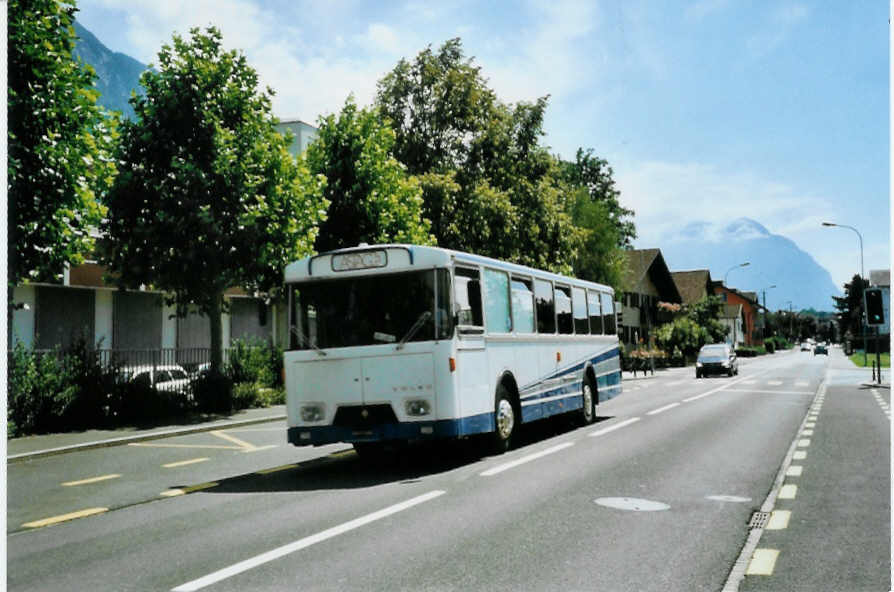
[198,415,615,494]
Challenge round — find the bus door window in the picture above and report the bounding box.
[572,287,589,334]
[535,279,555,334]
[483,268,512,334]
[511,277,535,333]
[454,267,483,328]
[587,289,603,334]
[435,269,453,339]
[555,285,573,335]
[600,292,617,335]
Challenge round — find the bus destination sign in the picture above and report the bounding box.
[331,250,388,272]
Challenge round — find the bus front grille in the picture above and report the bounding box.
[333,404,398,429]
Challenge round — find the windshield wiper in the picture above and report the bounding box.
[396,311,432,350]
[290,327,327,356]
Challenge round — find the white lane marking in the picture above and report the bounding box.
[797,439,811,447]
[766,510,791,530]
[767,380,783,386]
[667,380,687,386]
[724,389,812,395]
[589,417,641,438]
[778,484,798,499]
[171,490,447,592]
[745,549,779,575]
[802,429,814,436]
[682,366,777,404]
[795,380,809,387]
[647,402,680,416]
[480,442,575,477]
[785,465,803,477]
[792,451,807,460]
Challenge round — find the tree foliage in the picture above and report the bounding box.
[305,97,433,252]
[833,274,867,339]
[8,0,117,287]
[375,39,578,274]
[654,295,729,355]
[102,27,327,371]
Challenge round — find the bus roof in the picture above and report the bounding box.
[284,244,614,294]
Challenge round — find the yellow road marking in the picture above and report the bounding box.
[210,430,259,451]
[160,482,219,497]
[23,507,108,528]
[129,443,239,450]
[746,549,780,575]
[797,439,811,447]
[61,474,120,487]
[329,450,356,458]
[786,465,803,477]
[793,450,807,460]
[163,457,209,468]
[241,444,278,453]
[778,484,798,499]
[256,464,297,475]
[766,510,791,530]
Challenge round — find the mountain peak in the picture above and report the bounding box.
[724,218,770,240]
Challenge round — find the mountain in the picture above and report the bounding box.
[659,218,842,312]
[72,21,147,120]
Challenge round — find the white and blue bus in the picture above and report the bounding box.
[284,244,621,455]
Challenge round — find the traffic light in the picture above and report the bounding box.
[865,288,885,325]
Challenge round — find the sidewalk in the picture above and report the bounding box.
[622,363,692,382]
[7,404,286,463]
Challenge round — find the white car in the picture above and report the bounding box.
[119,364,191,394]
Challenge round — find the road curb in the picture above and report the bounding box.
[7,414,287,463]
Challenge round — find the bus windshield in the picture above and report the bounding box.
[289,269,451,350]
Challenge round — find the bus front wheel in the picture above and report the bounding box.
[492,385,516,454]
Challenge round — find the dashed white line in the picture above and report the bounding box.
[480,442,575,477]
[589,417,641,438]
[647,402,680,416]
[171,490,447,591]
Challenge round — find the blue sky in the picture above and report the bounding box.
[75,0,890,293]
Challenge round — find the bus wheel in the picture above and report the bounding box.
[580,377,596,425]
[492,385,516,454]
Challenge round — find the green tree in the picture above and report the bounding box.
[560,148,636,248]
[686,295,729,344]
[102,27,327,374]
[655,317,707,358]
[305,97,434,252]
[566,185,625,293]
[8,0,117,289]
[833,274,867,340]
[375,39,577,274]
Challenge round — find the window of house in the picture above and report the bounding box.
[572,287,589,334]
[535,279,555,334]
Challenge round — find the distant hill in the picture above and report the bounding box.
[72,21,147,120]
[658,218,842,312]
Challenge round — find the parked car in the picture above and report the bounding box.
[695,343,738,378]
[814,343,828,355]
[800,342,812,351]
[118,364,191,394]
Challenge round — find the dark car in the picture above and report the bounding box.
[814,343,828,355]
[696,344,738,378]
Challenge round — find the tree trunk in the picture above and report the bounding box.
[209,290,224,376]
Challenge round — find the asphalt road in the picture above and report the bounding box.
[8,348,890,591]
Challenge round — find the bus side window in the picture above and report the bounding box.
[511,278,535,333]
[600,292,616,335]
[588,289,603,334]
[555,285,573,334]
[572,287,589,334]
[455,268,483,327]
[535,279,555,334]
[483,268,512,333]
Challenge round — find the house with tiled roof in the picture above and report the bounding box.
[620,249,682,347]
[712,282,760,345]
[670,269,714,305]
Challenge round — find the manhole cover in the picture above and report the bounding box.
[706,495,752,503]
[594,497,670,512]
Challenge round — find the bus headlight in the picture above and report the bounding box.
[405,399,432,417]
[300,403,326,423]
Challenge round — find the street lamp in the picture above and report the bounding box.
[724,262,750,286]
[760,285,776,341]
[822,221,866,363]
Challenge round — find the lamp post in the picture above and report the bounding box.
[785,300,794,341]
[724,262,751,287]
[822,222,866,364]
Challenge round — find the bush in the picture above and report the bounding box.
[192,372,234,414]
[765,340,776,354]
[227,338,282,388]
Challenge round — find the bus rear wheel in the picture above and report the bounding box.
[579,376,597,425]
[491,385,516,454]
